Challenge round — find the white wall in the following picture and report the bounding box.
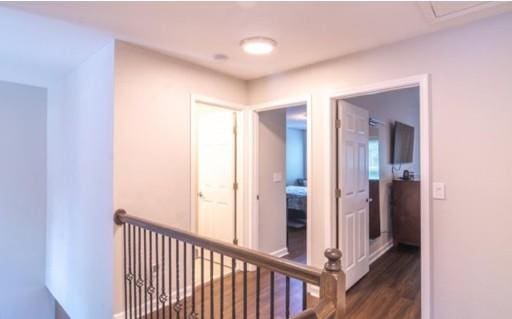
[258,109,287,254]
[0,81,54,319]
[113,41,247,315]
[286,128,307,185]
[46,42,115,319]
[346,87,420,254]
[248,13,512,319]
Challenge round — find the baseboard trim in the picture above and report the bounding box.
[369,240,394,265]
[270,247,289,258]
[309,285,320,298]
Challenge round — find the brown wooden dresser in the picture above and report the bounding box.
[369,180,381,239]
[391,179,421,247]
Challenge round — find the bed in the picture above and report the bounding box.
[286,185,307,211]
[286,185,307,228]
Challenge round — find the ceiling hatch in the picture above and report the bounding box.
[420,1,502,21]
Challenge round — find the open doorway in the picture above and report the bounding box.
[284,106,308,263]
[332,77,430,318]
[251,99,311,265]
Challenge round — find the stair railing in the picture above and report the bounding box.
[114,209,345,318]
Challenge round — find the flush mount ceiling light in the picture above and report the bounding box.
[240,37,277,55]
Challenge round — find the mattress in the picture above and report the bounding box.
[286,185,307,211]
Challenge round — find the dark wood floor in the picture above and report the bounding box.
[345,245,420,319]
[285,227,307,264]
[285,227,420,318]
[147,230,420,319]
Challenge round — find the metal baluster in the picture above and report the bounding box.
[123,224,128,319]
[192,245,196,318]
[183,241,187,317]
[302,282,307,311]
[128,225,133,319]
[176,240,180,319]
[201,247,205,319]
[149,232,153,319]
[256,267,260,319]
[156,234,160,319]
[138,227,143,319]
[161,235,166,319]
[171,237,173,319]
[270,271,275,319]
[285,276,290,318]
[220,254,224,319]
[243,262,247,319]
[210,250,214,319]
[231,258,236,319]
[144,230,148,318]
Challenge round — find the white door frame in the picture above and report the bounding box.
[248,95,313,264]
[328,74,431,319]
[190,94,245,245]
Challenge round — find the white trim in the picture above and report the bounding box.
[191,94,246,111]
[309,285,320,298]
[247,95,313,266]
[190,94,246,246]
[327,74,431,319]
[369,240,394,265]
[270,247,290,258]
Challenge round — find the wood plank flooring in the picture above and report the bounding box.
[285,227,421,318]
[345,245,420,319]
[285,227,307,264]
[146,232,420,319]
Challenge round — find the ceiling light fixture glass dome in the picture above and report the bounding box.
[240,37,277,55]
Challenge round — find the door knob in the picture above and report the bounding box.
[366,198,373,203]
[198,192,204,198]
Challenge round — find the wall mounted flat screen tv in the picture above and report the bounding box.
[391,121,414,164]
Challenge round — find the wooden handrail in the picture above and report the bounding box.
[291,300,335,319]
[115,209,346,318]
[115,209,322,285]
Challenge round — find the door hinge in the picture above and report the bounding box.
[233,182,239,191]
[335,188,342,198]
[335,119,341,129]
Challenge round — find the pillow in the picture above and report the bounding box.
[297,178,307,186]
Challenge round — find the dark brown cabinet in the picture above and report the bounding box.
[391,180,420,247]
[369,180,381,239]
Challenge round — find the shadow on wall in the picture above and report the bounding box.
[56,301,70,319]
[0,80,54,319]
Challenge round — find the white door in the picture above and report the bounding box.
[197,103,237,244]
[337,100,370,289]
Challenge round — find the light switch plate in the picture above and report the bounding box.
[433,182,446,200]
[273,172,282,183]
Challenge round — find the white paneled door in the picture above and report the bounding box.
[197,102,237,244]
[337,100,370,289]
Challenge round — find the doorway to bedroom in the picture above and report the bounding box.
[330,75,430,317]
[253,100,311,265]
[284,106,308,263]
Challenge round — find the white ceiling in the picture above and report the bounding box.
[0,6,110,86]
[287,105,307,130]
[4,2,512,80]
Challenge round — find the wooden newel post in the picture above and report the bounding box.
[320,248,346,318]
[114,209,126,226]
